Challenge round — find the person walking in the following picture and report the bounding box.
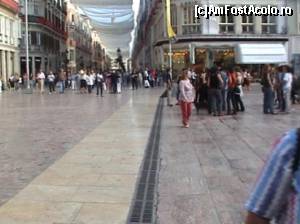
[274,67,283,109]
[37,70,45,93]
[71,72,77,90]
[242,68,252,91]
[80,70,87,94]
[58,69,66,94]
[179,69,195,128]
[207,67,224,116]
[281,64,293,113]
[227,68,238,115]
[96,72,104,97]
[165,68,173,107]
[48,71,55,94]
[218,65,228,112]
[86,72,94,94]
[245,128,300,224]
[235,67,245,112]
[261,65,276,114]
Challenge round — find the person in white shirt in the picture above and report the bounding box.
[95,72,104,97]
[86,73,94,94]
[281,65,293,113]
[47,71,55,94]
[37,70,45,93]
[80,70,87,94]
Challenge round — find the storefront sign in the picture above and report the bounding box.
[293,54,300,76]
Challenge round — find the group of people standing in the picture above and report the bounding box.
[170,62,297,128]
[261,64,294,114]
[171,64,251,128]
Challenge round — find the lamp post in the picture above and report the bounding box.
[25,0,30,89]
[168,40,172,79]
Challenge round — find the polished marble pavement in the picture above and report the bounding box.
[157,84,300,224]
[0,88,161,224]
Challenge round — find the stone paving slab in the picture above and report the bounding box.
[157,84,300,224]
[0,90,135,206]
[0,90,161,224]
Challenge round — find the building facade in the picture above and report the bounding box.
[19,0,67,76]
[0,0,21,86]
[132,0,300,75]
[91,30,103,71]
[66,1,93,72]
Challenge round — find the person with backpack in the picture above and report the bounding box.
[207,67,224,116]
[245,128,300,224]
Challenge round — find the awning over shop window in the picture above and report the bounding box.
[235,44,288,64]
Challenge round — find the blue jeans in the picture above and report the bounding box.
[263,87,274,113]
[59,81,65,93]
[209,88,222,114]
[221,88,227,112]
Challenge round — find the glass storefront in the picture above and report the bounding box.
[164,49,189,77]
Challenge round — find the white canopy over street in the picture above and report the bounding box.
[71,0,135,59]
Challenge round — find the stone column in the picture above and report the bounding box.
[176,3,182,35]
[234,6,242,35]
[14,50,20,76]
[254,14,262,34]
[277,2,287,34]
[160,46,165,69]
[32,56,36,77]
[1,50,6,86]
[208,16,219,34]
[7,51,12,81]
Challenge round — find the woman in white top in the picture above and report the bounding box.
[179,69,195,128]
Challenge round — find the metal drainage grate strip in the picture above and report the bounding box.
[127,98,163,224]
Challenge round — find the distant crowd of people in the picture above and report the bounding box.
[1,69,146,96]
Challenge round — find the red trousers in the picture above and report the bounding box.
[180,101,192,125]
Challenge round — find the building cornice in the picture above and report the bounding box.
[154,35,289,47]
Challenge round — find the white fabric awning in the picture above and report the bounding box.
[235,44,288,64]
[70,0,134,59]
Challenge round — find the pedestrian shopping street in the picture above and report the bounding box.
[0,85,299,223]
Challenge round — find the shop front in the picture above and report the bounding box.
[158,40,288,79]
